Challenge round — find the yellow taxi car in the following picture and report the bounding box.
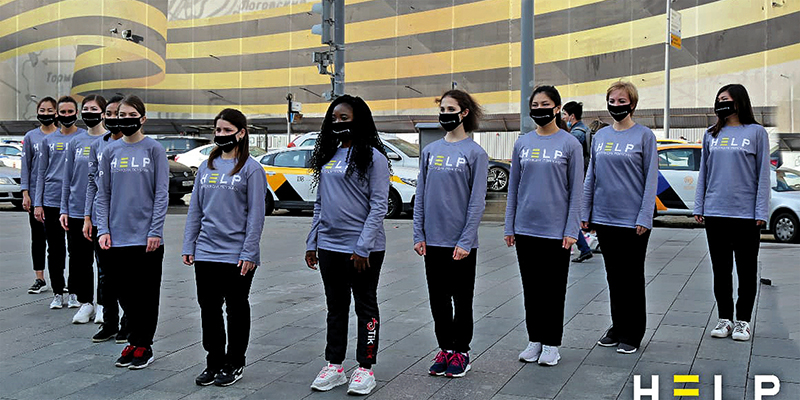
[656,143,702,215]
[258,146,417,218]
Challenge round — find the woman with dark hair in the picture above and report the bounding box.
[85,95,128,342]
[305,95,390,395]
[21,96,58,295]
[581,81,658,355]
[59,94,107,324]
[413,89,488,378]
[505,85,583,366]
[183,108,266,387]
[96,95,169,369]
[694,84,769,342]
[34,96,88,310]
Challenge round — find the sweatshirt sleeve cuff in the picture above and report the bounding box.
[353,247,370,258]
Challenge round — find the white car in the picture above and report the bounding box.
[174,144,268,171]
[289,132,420,169]
[0,143,23,169]
[258,146,416,218]
[656,144,800,243]
[0,166,22,209]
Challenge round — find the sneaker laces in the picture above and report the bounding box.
[121,345,135,357]
[733,321,748,333]
[541,346,553,357]
[317,364,339,379]
[450,353,466,368]
[433,351,450,364]
[132,347,147,358]
[713,319,730,330]
[352,368,370,383]
[524,342,539,352]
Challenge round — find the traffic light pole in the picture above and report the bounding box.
[520,0,534,133]
[333,0,345,97]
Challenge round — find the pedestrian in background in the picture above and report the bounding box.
[413,89,488,378]
[561,101,594,263]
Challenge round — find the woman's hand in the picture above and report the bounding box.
[694,215,704,224]
[22,192,31,212]
[59,214,69,231]
[504,235,515,247]
[635,225,649,236]
[562,236,577,250]
[414,241,427,256]
[352,253,370,272]
[182,255,194,266]
[82,217,93,241]
[452,246,470,261]
[305,250,318,270]
[238,260,256,276]
[34,206,44,222]
[581,221,590,230]
[756,220,766,227]
[99,234,111,250]
[146,237,161,252]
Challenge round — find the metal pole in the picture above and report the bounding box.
[333,0,345,97]
[286,93,293,145]
[782,74,795,132]
[520,0,534,133]
[664,0,671,139]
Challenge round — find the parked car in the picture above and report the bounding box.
[0,166,22,209]
[257,146,417,218]
[655,143,800,243]
[174,144,267,171]
[0,143,23,169]
[152,136,211,159]
[168,160,195,202]
[290,132,511,191]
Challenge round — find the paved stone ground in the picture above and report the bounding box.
[0,211,798,400]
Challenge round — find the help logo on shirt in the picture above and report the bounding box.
[428,154,466,171]
[596,141,636,157]
[75,146,91,159]
[709,136,751,151]
[110,156,151,173]
[519,147,566,164]
[201,171,243,191]
[50,142,68,152]
[324,159,347,173]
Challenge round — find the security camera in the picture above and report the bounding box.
[122,30,132,40]
[109,27,118,34]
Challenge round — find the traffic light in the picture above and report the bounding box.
[311,0,333,45]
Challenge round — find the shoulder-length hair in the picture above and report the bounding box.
[708,84,760,138]
[208,108,250,176]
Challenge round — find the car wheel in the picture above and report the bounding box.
[265,192,275,216]
[771,211,799,243]
[386,188,402,219]
[487,166,509,192]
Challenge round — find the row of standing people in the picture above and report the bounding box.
[18,80,767,394]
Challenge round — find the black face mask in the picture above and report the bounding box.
[117,117,142,137]
[37,114,56,126]
[81,112,103,128]
[529,107,557,127]
[714,100,736,120]
[607,104,632,122]
[214,132,240,152]
[331,121,355,141]
[57,114,78,127]
[104,118,120,133]
[439,112,463,132]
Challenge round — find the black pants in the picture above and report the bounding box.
[66,218,94,303]
[107,245,163,348]
[195,261,256,369]
[704,217,760,322]
[594,224,650,348]
[93,226,126,328]
[42,206,66,294]
[27,210,46,271]
[515,235,570,346]
[318,249,383,366]
[424,246,477,353]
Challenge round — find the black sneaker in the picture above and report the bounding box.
[572,252,593,263]
[115,345,136,367]
[597,331,619,347]
[92,324,119,343]
[196,367,219,386]
[128,347,154,370]
[214,365,243,387]
[429,351,450,376]
[617,343,638,354]
[115,328,129,344]
[445,352,470,378]
[28,279,48,294]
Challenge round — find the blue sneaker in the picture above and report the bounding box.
[445,352,470,378]
[429,350,451,376]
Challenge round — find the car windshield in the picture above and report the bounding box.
[774,169,800,192]
[385,138,419,158]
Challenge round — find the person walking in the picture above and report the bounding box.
[413,89,488,378]
[305,95,390,396]
[561,101,593,263]
[581,81,658,354]
[505,85,583,366]
[694,84,770,342]
[183,108,267,387]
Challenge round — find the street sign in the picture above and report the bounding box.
[670,8,681,49]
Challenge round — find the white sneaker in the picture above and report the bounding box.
[67,294,80,308]
[347,367,376,395]
[49,294,64,309]
[72,303,95,324]
[732,321,751,341]
[710,319,733,338]
[537,345,561,366]
[519,342,542,363]
[94,305,104,324]
[310,363,347,391]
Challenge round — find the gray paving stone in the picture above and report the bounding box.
[498,348,590,399]
[118,389,185,400]
[9,371,111,400]
[744,380,799,400]
[691,357,749,387]
[639,341,698,365]
[651,325,706,344]
[748,355,800,384]
[661,310,712,328]
[752,337,800,359]
[554,364,630,400]
[430,371,509,400]
[365,372,448,400]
